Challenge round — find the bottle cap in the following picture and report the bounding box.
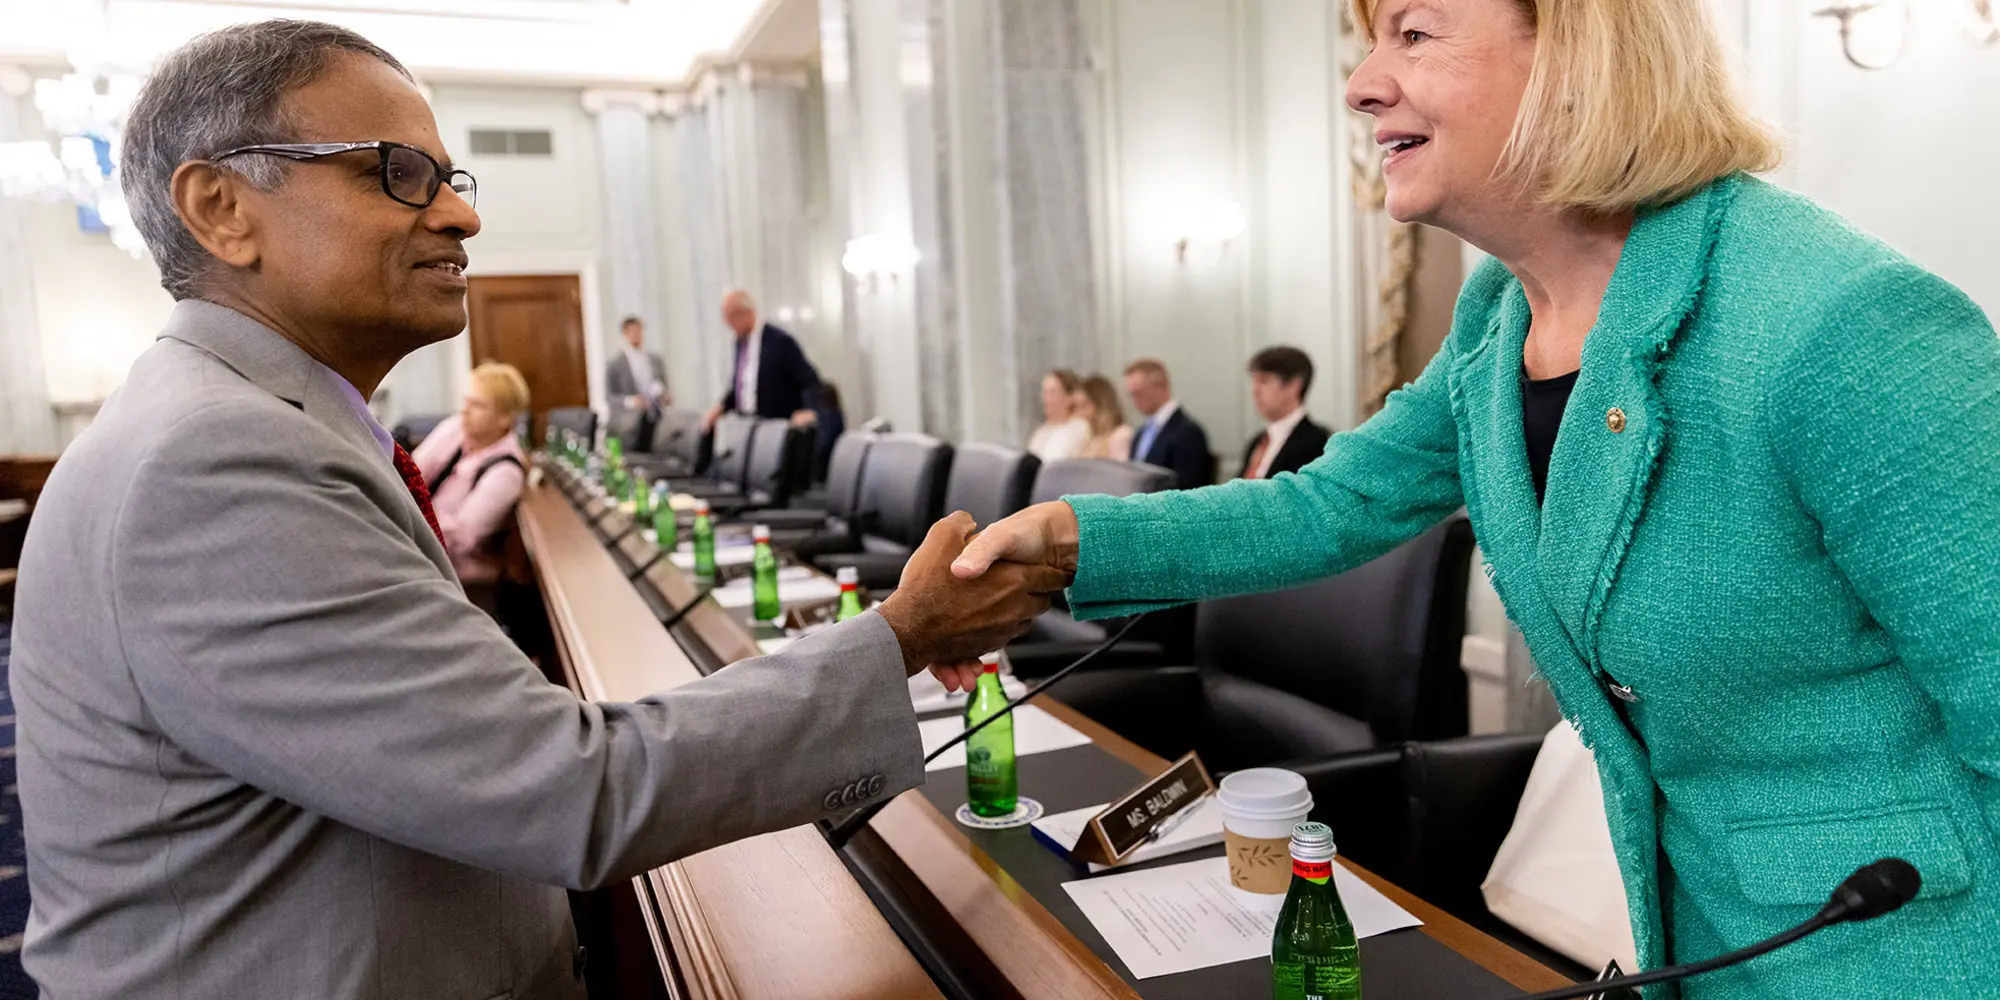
[836,566,858,586]
[695,500,710,515]
[982,663,1000,674]
[753,524,771,541]
[1288,821,1336,863]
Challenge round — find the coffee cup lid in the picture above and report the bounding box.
[1216,768,1312,817]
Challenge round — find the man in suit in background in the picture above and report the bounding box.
[702,288,821,433]
[1123,358,1215,490]
[1239,346,1331,480]
[606,315,670,445]
[10,22,1062,1000]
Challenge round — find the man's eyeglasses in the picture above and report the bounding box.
[210,141,478,209]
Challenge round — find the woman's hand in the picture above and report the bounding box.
[951,501,1082,581]
[928,502,1082,693]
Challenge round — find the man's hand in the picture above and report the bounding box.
[951,501,1081,581]
[877,512,1069,680]
[701,404,723,433]
[624,394,646,411]
[790,408,819,428]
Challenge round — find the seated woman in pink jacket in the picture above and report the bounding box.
[412,363,531,601]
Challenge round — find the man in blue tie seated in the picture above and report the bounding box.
[10,22,1065,1000]
[1122,358,1216,490]
[703,288,823,433]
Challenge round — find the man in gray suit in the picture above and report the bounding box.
[10,22,1062,1000]
[607,315,670,445]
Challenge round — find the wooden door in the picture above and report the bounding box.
[467,274,588,443]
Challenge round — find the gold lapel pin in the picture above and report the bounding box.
[1606,407,1628,433]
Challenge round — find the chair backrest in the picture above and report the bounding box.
[852,434,952,549]
[823,432,875,521]
[1028,459,1173,506]
[648,409,705,466]
[603,407,648,451]
[1193,515,1475,745]
[710,414,759,489]
[391,413,449,452]
[545,407,597,449]
[745,419,809,505]
[943,443,1041,528]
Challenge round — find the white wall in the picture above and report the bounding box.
[1089,0,1259,462]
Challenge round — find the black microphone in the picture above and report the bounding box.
[655,584,718,631]
[822,614,1147,849]
[1510,859,1921,1000]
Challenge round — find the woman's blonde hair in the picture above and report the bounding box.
[467,362,531,418]
[1351,0,1783,213]
[1080,375,1126,436]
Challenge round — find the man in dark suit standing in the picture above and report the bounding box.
[1123,358,1214,490]
[606,316,670,445]
[703,289,822,433]
[1239,345,1331,480]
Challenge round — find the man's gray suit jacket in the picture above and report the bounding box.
[11,300,922,1000]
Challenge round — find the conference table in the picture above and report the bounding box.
[515,461,1573,999]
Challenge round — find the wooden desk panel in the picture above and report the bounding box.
[538,463,1570,997]
[516,482,943,1000]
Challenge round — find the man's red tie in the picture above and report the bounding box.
[393,443,446,546]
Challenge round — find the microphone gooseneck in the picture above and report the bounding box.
[1510,858,1921,1000]
[822,613,1148,850]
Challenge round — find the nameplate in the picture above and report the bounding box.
[1069,752,1214,866]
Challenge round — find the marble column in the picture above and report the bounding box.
[583,90,668,372]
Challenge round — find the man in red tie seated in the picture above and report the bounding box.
[1238,346,1332,480]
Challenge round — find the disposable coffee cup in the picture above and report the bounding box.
[1216,768,1314,894]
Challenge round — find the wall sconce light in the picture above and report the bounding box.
[1172,199,1246,265]
[1969,0,1999,43]
[842,234,920,292]
[1815,1,1910,70]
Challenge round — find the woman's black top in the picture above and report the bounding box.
[1522,369,1579,505]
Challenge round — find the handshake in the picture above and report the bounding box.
[874,502,1083,693]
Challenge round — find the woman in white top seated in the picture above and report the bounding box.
[411,363,532,604]
[1026,369,1090,461]
[1075,375,1133,460]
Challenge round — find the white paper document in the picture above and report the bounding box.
[919,705,1093,771]
[907,669,1025,715]
[666,545,756,570]
[711,567,844,609]
[1032,797,1226,872]
[1061,857,1423,979]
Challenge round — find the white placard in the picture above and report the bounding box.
[1060,857,1423,979]
[918,705,1094,772]
[1032,797,1226,872]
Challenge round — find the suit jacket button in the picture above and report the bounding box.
[1606,407,1627,433]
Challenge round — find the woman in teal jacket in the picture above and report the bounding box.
[943,0,2000,996]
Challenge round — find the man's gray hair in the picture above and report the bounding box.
[121,20,411,300]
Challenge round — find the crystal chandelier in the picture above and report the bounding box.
[0,61,147,257]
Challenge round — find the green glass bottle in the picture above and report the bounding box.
[964,664,1017,817]
[650,483,676,550]
[834,566,864,622]
[691,500,716,580]
[1271,821,1360,1000]
[750,524,782,623]
[604,435,623,466]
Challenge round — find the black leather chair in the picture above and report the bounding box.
[667,414,758,500]
[1052,515,1477,772]
[810,435,952,591]
[545,407,597,449]
[763,432,875,546]
[942,443,1040,528]
[627,408,704,479]
[1007,459,1184,676]
[390,413,449,452]
[1288,733,1589,981]
[604,407,648,452]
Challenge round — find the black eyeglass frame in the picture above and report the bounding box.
[209,140,477,209]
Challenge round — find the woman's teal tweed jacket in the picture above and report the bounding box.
[1064,175,2000,998]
